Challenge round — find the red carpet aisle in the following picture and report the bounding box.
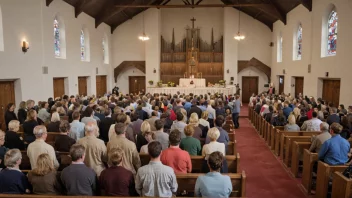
[236,105,307,198]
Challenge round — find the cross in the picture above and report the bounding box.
[191,17,196,29]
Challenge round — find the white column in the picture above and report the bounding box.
[145,9,161,85]
[223,8,239,84]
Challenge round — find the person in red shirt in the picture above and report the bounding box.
[160,129,192,173]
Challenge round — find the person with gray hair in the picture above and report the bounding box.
[309,122,332,153]
[27,125,59,170]
[61,144,97,196]
[327,107,340,125]
[107,122,141,175]
[0,149,31,194]
[78,122,107,176]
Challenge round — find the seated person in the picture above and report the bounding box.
[54,120,76,152]
[139,131,155,154]
[4,120,25,150]
[28,153,62,195]
[180,124,202,156]
[202,127,227,173]
[301,112,322,131]
[23,109,39,144]
[0,130,9,169]
[61,144,97,196]
[100,147,137,196]
[160,129,192,173]
[47,112,61,132]
[170,112,187,138]
[195,151,232,197]
[135,141,178,197]
[0,149,31,194]
[309,122,331,153]
[284,114,300,131]
[319,123,350,165]
[205,115,229,153]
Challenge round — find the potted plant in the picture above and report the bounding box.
[157,80,163,87]
[148,80,154,86]
[167,81,175,87]
[219,80,226,86]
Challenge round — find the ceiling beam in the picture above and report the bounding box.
[162,0,171,5]
[256,2,286,25]
[46,0,54,6]
[114,3,269,8]
[195,0,203,5]
[299,0,312,11]
[75,0,97,18]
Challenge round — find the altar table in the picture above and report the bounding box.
[179,78,206,87]
[146,86,235,96]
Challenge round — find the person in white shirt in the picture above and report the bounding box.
[199,111,210,130]
[301,111,322,131]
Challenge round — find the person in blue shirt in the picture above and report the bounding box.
[282,101,293,119]
[318,122,350,165]
[183,97,192,113]
[232,95,241,129]
[195,151,232,197]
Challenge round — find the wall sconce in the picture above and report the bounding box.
[22,41,29,53]
[227,69,229,74]
[153,68,156,73]
[291,84,295,87]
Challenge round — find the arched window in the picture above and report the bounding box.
[102,36,109,64]
[296,24,302,60]
[54,18,60,57]
[0,5,4,51]
[327,10,338,56]
[277,32,283,62]
[80,30,85,61]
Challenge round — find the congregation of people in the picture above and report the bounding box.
[250,92,351,166]
[0,92,241,197]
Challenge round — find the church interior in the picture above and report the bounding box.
[0,0,351,197]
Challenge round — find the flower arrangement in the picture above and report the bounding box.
[148,80,154,85]
[157,80,163,87]
[219,80,226,85]
[167,81,175,87]
[190,80,194,85]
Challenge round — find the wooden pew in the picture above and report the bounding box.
[228,140,237,155]
[176,172,246,197]
[139,153,240,173]
[301,149,318,194]
[331,171,352,198]
[274,131,319,156]
[20,151,70,171]
[269,126,284,151]
[229,132,235,142]
[316,161,348,198]
[17,132,61,146]
[282,136,311,166]
[290,141,311,177]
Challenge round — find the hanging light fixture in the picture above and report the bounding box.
[139,0,149,41]
[234,4,245,41]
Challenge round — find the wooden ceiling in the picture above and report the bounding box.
[47,0,312,33]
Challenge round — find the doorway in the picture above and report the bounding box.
[129,76,146,95]
[322,79,340,107]
[96,75,107,97]
[0,81,15,130]
[278,76,285,94]
[242,76,258,103]
[78,77,88,96]
[295,77,304,98]
[53,78,65,98]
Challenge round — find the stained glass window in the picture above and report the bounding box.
[54,18,60,57]
[102,38,105,62]
[327,10,338,55]
[297,24,302,60]
[80,30,85,61]
[277,34,283,62]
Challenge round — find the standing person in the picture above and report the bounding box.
[23,109,39,144]
[17,101,27,124]
[135,141,178,197]
[61,144,97,196]
[232,95,241,129]
[195,151,232,197]
[69,111,85,141]
[4,103,17,131]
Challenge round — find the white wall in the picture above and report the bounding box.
[271,0,352,105]
[115,67,145,94]
[0,0,112,103]
[238,66,269,94]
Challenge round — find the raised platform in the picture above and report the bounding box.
[146,86,236,96]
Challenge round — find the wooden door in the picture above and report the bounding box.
[322,79,341,107]
[279,76,285,94]
[295,77,304,98]
[78,77,87,96]
[242,76,258,103]
[0,81,15,130]
[96,75,107,97]
[53,78,65,98]
[129,76,146,95]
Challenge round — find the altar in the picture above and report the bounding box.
[146,86,235,96]
[179,78,206,87]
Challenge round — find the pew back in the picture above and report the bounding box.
[331,171,352,198]
[274,131,319,156]
[301,149,318,194]
[290,142,311,177]
[282,136,311,166]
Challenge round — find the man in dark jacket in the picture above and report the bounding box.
[327,107,340,125]
[99,109,114,143]
[189,99,202,118]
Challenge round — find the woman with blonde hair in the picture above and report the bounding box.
[47,112,61,132]
[28,153,62,195]
[292,107,301,121]
[136,121,151,152]
[180,124,201,156]
[199,111,210,130]
[189,113,203,141]
[284,114,300,131]
[4,120,25,150]
[17,101,27,124]
[23,109,39,143]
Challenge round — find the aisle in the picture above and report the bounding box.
[236,106,307,198]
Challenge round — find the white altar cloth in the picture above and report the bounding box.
[179,78,206,87]
[146,86,235,96]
